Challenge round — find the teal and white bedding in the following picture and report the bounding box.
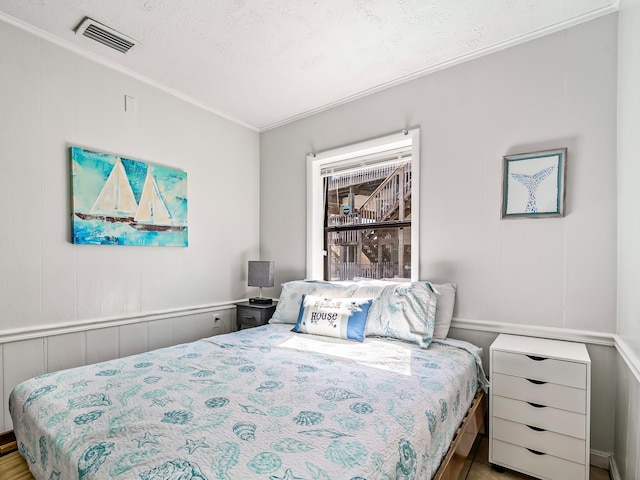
[10,324,486,480]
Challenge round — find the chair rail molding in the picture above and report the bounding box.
[0,301,243,344]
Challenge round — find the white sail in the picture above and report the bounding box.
[90,158,138,216]
[134,168,171,225]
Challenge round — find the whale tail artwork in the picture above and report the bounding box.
[510,166,554,214]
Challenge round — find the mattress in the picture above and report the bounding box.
[9,324,486,480]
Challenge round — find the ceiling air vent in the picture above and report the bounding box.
[75,17,137,54]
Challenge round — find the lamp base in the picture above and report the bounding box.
[249,297,272,305]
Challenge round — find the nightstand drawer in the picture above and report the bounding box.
[235,302,277,330]
[492,417,586,464]
[492,350,586,389]
[492,439,585,480]
[492,373,586,414]
[237,308,264,326]
[492,395,586,439]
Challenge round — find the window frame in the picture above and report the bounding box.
[306,128,420,281]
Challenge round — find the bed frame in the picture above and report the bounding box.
[433,391,485,480]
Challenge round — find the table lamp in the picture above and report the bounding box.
[248,261,274,305]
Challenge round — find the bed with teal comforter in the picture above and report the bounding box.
[9,324,486,480]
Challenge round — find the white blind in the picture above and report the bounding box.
[320,145,411,178]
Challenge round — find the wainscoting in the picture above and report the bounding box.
[0,303,236,432]
[1,310,638,477]
[449,318,640,479]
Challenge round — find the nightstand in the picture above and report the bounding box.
[489,333,591,480]
[235,301,277,330]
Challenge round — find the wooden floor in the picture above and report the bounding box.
[0,435,612,480]
[0,450,34,480]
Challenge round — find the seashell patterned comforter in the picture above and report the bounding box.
[9,324,487,480]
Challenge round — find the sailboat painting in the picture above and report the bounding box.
[71,146,188,246]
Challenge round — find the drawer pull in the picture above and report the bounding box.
[243,315,257,320]
[526,448,546,456]
[526,378,547,385]
[526,355,547,361]
[526,425,546,432]
[527,402,546,408]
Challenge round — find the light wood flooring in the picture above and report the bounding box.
[0,435,612,480]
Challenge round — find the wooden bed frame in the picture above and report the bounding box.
[433,390,486,480]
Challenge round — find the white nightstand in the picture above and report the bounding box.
[489,334,591,480]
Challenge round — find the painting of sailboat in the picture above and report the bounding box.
[71,146,188,246]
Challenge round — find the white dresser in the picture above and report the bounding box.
[489,334,591,480]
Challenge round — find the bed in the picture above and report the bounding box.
[9,280,488,480]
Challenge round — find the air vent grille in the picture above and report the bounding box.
[75,18,137,54]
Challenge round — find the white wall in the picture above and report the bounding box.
[260,15,618,453]
[615,0,640,478]
[261,16,617,332]
[0,20,259,430]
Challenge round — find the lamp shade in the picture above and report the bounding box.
[248,261,274,288]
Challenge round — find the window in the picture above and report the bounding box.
[306,129,419,281]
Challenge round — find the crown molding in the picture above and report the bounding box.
[260,2,619,132]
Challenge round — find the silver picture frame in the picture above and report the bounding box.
[501,148,567,219]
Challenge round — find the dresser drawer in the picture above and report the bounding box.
[492,439,586,480]
[492,350,586,388]
[492,417,586,464]
[492,373,586,414]
[492,395,586,439]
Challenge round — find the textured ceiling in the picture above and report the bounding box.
[0,0,617,130]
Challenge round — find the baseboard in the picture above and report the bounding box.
[590,449,611,470]
[609,455,622,480]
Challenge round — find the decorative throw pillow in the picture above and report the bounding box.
[365,281,437,348]
[269,280,358,324]
[291,294,373,342]
[429,282,457,340]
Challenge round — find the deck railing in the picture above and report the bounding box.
[327,163,411,226]
[329,262,398,281]
[327,164,400,191]
[359,163,410,222]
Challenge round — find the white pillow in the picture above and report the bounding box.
[269,280,358,324]
[365,281,437,348]
[350,279,394,299]
[429,282,457,339]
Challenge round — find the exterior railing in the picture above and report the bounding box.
[327,213,376,227]
[327,162,411,226]
[359,163,409,222]
[329,262,398,281]
[327,164,400,191]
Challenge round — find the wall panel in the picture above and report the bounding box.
[47,332,86,373]
[3,339,45,431]
[86,327,119,365]
[119,323,148,358]
[173,313,216,345]
[148,318,174,351]
[0,307,236,432]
